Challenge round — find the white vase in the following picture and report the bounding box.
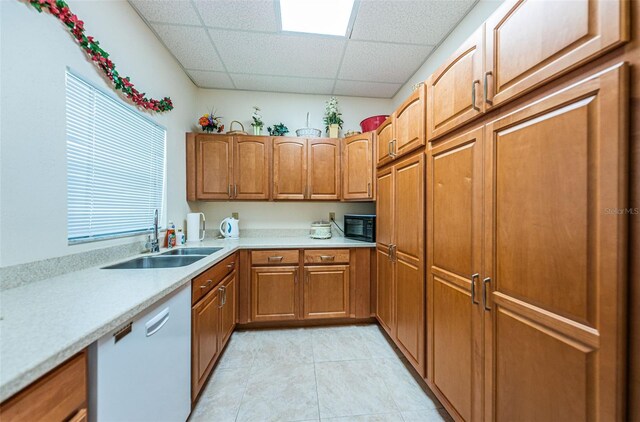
[329,124,339,138]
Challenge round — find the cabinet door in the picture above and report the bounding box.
[376,247,394,335]
[273,138,307,200]
[393,153,425,376]
[234,136,270,200]
[307,138,340,200]
[376,116,394,167]
[251,266,298,321]
[394,85,425,158]
[483,65,628,421]
[427,127,484,421]
[376,167,393,249]
[219,271,236,349]
[192,286,220,399]
[303,265,350,319]
[342,133,374,200]
[484,0,628,108]
[427,27,484,141]
[196,135,233,200]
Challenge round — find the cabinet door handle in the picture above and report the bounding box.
[200,279,213,290]
[367,182,371,197]
[471,80,480,111]
[234,184,238,198]
[391,140,397,157]
[388,140,393,157]
[305,271,310,284]
[294,270,298,284]
[387,245,393,261]
[482,277,492,311]
[471,273,479,305]
[228,184,232,198]
[268,256,283,262]
[484,71,493,105]
[218,286,225,308]
[320,255,335,262]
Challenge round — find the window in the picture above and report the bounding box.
[66,70,166,244]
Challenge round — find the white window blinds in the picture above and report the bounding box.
[66,71,166,244]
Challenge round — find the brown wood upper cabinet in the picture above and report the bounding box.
[342,132,375,200]
[376,86,425,167]
[376,116,394,167]
[484,0,628,109]
[273,137,340,200]
[375,152,425,376]
[426,26,484,141]
[187,133,270,201]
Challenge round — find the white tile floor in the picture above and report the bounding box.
[189,324,451,422]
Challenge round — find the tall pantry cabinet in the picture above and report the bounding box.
[426,64,629,421]
[376,153,425,376]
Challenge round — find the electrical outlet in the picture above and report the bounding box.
[329,212,335,221]
[232,212,239,219]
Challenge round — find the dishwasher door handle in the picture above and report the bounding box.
[145,307,170,337]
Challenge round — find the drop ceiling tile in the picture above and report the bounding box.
[152,24,225,71]
[194,0,278,32]
[338,41,432,83]
[351,0,477,45]
[209,30,345,78]
[230,74,334,95]
[333,80,401,98]
[186,70,235,88]
[128,0,200,25]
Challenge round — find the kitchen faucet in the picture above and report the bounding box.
[146,209,160,253]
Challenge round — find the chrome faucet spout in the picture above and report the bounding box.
[146,209,161,253]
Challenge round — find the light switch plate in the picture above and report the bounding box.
[232,212,239,219]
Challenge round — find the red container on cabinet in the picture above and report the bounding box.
[360,115,389,132]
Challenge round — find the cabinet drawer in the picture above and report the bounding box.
[251,250,299,265]
[0,352,86,421]
[304,249,350,264]
[192,253,237,304]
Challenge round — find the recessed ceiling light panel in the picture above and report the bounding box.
[280,0,355,37]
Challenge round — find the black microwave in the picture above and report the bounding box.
[344,214,376,242]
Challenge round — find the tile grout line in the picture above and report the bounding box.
[233,338,255,422]
[311,330,322,421]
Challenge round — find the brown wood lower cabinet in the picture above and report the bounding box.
[303,265,350,319]
[0,351,87,422]
[191,253,238,402]
[243,248,375,324]
[251,266,299,322]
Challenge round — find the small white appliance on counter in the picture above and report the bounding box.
[187,212,206,242]
[310,220,332,239]
[89,284,191,422]
[219,216,240,239]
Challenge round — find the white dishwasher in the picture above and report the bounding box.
[89,283,191,422]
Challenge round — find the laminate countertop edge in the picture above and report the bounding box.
[0,236,374,402]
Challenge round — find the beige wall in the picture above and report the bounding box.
[392,0,504,108]
[0,0,198,266]
[195,89,392,137]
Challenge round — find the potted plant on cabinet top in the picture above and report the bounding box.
[324,96,343,138]
[251,106,263,135]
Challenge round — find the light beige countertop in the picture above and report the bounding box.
[0,236,374,402]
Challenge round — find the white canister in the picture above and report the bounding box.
[186,213,206,242]
[310,221,332,239]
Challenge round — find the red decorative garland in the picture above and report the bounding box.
[27,0,173,112]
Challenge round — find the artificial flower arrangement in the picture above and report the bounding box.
[267,123,289,136]
[251,106,264,134]
[323,96,344,134]
[199,109,224,133]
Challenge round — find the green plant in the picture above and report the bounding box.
[267,123,289,136]
[323,96,343,132]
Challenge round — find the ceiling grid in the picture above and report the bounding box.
[129,0,478,98]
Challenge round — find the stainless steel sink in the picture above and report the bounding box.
[103,255,205,269]
[159,247,222,256]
